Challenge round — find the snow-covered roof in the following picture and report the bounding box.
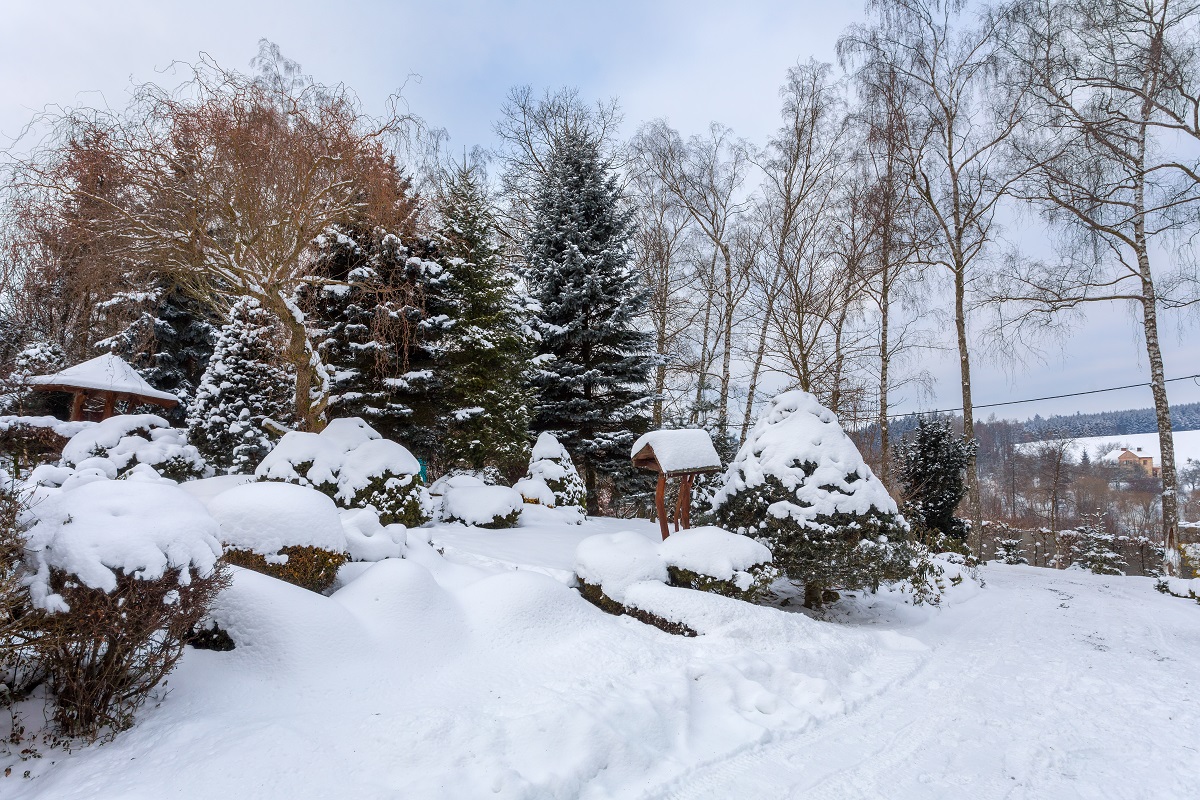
[631,429,722,475]
[28,353,179,405]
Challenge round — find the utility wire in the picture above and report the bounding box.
[887,373,1200,420]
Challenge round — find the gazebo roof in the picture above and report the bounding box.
[631,429,722,476]
[29,353,179,406]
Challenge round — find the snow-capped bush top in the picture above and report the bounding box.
[713,391,898,525]
[531,431,571,462]
[630,429,722,474]
[658,526,772,581]
[0,414,92,440]
[22,481,223,613]
[574,532,668,599]
[255,417,423,508]
[61,414,206,480]
[428,473,487,496]
[208,482,347,555]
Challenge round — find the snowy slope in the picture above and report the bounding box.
[3,516,1197,799]
[1021,428,1200,465]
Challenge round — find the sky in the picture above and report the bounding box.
[3,0,1199,422]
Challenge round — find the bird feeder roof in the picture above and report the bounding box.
[631,429,722,476]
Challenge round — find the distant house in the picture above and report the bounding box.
[1114,447,1161,478]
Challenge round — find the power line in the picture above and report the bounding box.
[887,373,1200,420]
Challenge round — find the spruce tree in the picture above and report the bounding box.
[435,160,532,479]
[895,418,976,542]
[188,297,295,474]
[101,286,216,420]
[1069,513,1128,575]
[523,128,654,514]
[301,225,450,458]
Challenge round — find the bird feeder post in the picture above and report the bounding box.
[631,429,722,541]
[655,472,670,541]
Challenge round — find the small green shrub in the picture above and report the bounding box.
[222,546,348,593]
[665,562,777,603]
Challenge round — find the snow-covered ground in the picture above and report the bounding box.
[4,513,1198,799]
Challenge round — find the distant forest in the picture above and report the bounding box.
[869,402,1200,445]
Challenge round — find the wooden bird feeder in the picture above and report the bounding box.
[28,353,180,422]
[631,429,722,540]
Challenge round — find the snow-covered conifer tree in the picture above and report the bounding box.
[302,225,451,460]
[713,390,913,607]
[0,339,67,416]
[1069,513,1127,575]
[101,287,216,419]
[895,417,975,542]
[523,128,654,514]
[188,298,295,474]
[514,431,587,515]
[434,159,532,478]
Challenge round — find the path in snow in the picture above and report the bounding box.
[641,565,1200,800]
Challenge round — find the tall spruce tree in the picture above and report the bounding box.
[188,297,295,474]
[300,224,451,459]
[523,128,654,514]
[435,160,532,479]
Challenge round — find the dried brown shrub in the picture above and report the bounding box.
[222,545,347,594]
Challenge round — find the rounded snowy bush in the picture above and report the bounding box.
[62,414,207,482]
[255,417,432,528]
[20,481,227,738]
[514,432,585,514]
[209,482,348,593]
[713,391,914,607]
[443,486,524,529]
[659,526,776,602]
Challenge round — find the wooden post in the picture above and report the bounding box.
[101,392,116,420]
[70,391,86,422]
[680,473,693,529]
[655,472,670,541]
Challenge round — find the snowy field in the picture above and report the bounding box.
[4,511,1198,799]
[1022,428,1200,465]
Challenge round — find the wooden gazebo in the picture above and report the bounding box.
[631,429,723,540]
[28,353,180,422]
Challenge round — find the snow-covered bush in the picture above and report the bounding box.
[62,414,206,482]
[255,417,433,527]
[994,537,1028,565]
[1066,514,1127,576]
[209,482,349,593]
[188,297,295,474]
[0,339,67,417]
[712,391,914,608]
[658,526,776,602]
[514,432,586,515]
[443,485,524,529]
[20,481,227,738]
[0,415,88,476]
[574,527,775,634]
[894,417,974,542]
[340,507,407,562]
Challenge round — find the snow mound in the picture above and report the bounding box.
[574,531,669,601]
[428,473,487,496]
[340,507,406,562]
[0,414,93,440]
[631,428,722,474]
[21,481,222,613]
[659,525,772,581]
[208,482,347,556]
[714,390,898,525]
[443,485,524,528]
[513,476,554,505]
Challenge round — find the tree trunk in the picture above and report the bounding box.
[740,288,778,444]
[878,283,891,486]
[718,245,734,438]
[954,263,982,552]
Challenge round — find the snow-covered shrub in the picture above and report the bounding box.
[514,432,586,514]
[62,414,206,482]
[188,297,295,475]
[573,527,775,634]
[893,417,974,542]
[209,482,348,593]
[255,417,433,527]
[712,391,913,607]
[443,486,524,529]
[20,481,227,738]
[0,339,67,416]
[1066,514,1127,576]
[0,415,87,476]
[658,526,776,602]
[995,537,1028,565]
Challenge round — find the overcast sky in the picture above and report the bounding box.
[4,0,1199,421]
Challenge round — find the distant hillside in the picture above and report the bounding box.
[865,401,1200,445]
